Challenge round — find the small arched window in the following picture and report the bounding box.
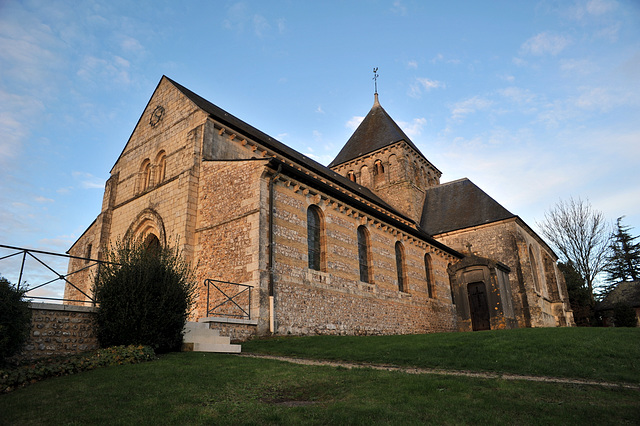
[357,226,371,283]
[395,241,406,292]
[347,171,357,182]
[141,159,152,191]
[156,151,167,183]
[424,253,434,298]
[307,205,324,271]
[374,160,385,175]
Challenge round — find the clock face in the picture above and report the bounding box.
[149,105,165,127]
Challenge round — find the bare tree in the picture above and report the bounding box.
[537,197,611,300]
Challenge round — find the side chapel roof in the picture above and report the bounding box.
[328,94,427,168]
[596,281,640,311]
[420,178,516,235]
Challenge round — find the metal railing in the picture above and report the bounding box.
[204,279,252,320]
[0,244,114,306]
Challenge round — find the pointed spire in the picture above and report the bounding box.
[374,92,380,107]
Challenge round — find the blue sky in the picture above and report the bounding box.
[1,0,639,296]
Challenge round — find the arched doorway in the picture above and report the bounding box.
[144,233,161,256]
[468,282,491,331]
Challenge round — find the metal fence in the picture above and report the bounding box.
[204,279,253,320]
[0,244,112,306]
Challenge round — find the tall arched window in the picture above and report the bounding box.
[424,253,434,298]
[395,241,406,292]
[528,246,541,293]
[357,226,371,283]
[307,205,324,271]
[156,151,167,183]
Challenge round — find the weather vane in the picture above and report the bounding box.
[373,67,379,94]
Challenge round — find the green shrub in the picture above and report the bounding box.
[0,276,32,364]
[93,239,197,353]
[0,345,155,393]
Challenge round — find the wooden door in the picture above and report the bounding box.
[468,282,491,331]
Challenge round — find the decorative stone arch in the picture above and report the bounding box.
[347,170,357,182]
[139,158,152,192]
[359,164,371,187]
[155,150,167,183]
[125,208,167,248]
[387,154,399,183]
[528,245,541,293]
[448,254,517,332]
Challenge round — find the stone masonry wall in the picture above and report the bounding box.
[14,303,98,362]
[271,175,458,336]
[435,219,572,328]
[193,159,268,334]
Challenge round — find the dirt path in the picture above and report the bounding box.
[239,353,640,390]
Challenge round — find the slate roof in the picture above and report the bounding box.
[164,77,460,257]
[165,77,405,217]
[596,281,640,311]
[420,178,516,235]
[328,94,426,168]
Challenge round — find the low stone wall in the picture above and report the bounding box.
[15,303,99,362]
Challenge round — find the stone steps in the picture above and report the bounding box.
[182,321,241,353]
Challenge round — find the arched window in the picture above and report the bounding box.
[85,243,92,264]
[357,226,371,283]
[347,171,357,182]
[374,160,384,175]
[156,151,167,183]
[140,159,152,191]
[395,241,406,292]
[374,160,385,186]
[307,205,324,271]
[424,253,434,298]
[528,246,541,293]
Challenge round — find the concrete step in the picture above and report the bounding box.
[182,321,241,353]
[193,342,242,353]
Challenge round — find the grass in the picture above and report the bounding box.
[1,328,639,425]
[242,327,640,384]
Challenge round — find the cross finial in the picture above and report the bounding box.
[373,67,379,94]
[465,242,473,253]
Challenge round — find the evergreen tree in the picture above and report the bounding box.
[604,217,640,284]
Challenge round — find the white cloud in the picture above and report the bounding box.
[316,105,325,114]
[72,172,105,189]
[77,55,131,85]
[450,96,493,120]
[586,0,617,16]
[407,60,418,69]
[498,87,536,105]
[346,116,365,131]
[391,0,407,15]
[35,196,54,203]
[398,118,427,138]
[560,58,597,75]
[253,14,271,37]
[521,32,572,56]
[408,77,444,98]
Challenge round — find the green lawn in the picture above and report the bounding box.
[1,328,639,425]
[243,327,640,384]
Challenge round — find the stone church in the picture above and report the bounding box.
[65,76,574,340]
